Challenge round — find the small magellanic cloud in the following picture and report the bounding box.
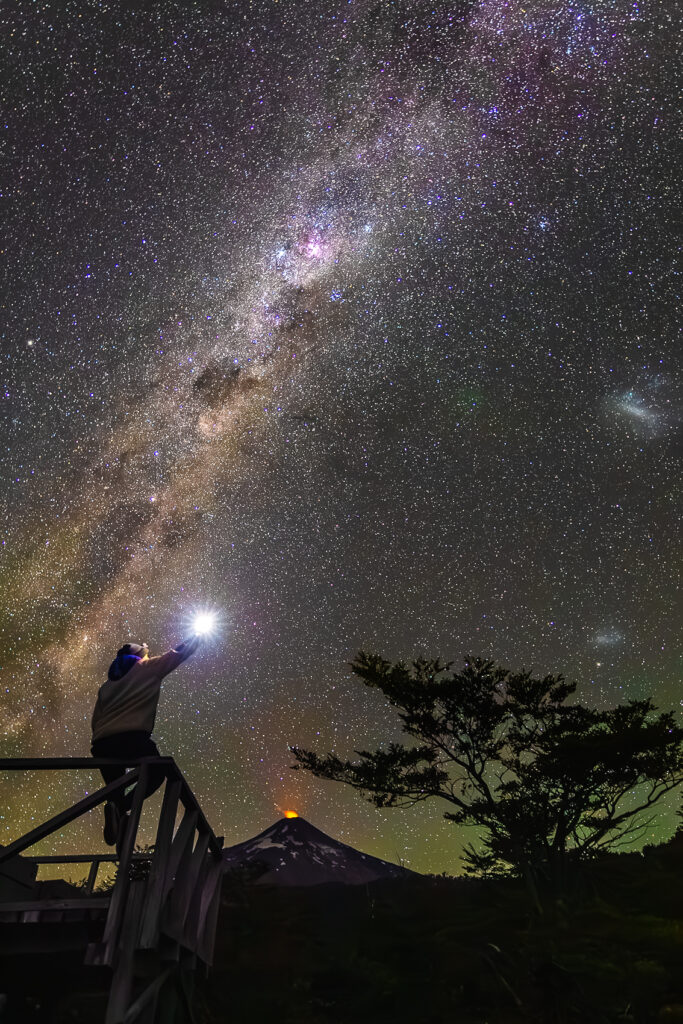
[594,628,624,647]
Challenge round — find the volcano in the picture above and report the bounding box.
[222,816,415,886]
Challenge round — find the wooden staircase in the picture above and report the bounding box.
[0,758,224,1023]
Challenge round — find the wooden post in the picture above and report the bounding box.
[165,832,210,941]
[105,879,147,1024]
[196,855,225,966]
[164,808,198,902]
[84,859,99,895]
[101,761,149,961]
[139,777,182,948]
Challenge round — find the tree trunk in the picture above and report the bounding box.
[521,859,544,917]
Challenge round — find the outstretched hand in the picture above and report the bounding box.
[179,633,203,651]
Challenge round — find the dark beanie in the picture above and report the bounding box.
[118,643,146,658]
[107,642,147,681]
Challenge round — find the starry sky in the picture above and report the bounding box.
[1,0,680,875]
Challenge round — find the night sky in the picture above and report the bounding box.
[1,0,680,875]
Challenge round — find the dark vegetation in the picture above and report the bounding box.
[201,833,683,1024]
[5,836,682,1023]
[254,653,683,1022]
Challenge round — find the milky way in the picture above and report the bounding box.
[1,0,680,873]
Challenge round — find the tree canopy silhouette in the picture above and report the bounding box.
[292,655,683,897]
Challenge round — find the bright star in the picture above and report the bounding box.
[192,610,218,636]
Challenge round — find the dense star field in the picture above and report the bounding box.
[0,0,680,874]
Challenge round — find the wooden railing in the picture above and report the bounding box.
[0,757,224,1024]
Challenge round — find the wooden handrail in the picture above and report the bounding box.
[0,756,223,857]
[0,770,140,864]
[30,854,149,864]
[178,779,224,857]
[0,758,176,770]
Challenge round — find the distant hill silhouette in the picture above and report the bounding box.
[222,816,415,886]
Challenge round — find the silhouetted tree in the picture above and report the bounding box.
[292,655,683,906]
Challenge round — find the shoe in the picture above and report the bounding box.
[116,812,130,859]
[103,802,120,846]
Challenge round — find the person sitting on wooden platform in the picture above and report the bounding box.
[91,635,201,851]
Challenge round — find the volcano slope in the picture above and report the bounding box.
[221,815,414,886]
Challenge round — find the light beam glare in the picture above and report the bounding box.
[191,610,219,636]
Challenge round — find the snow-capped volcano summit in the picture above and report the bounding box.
[222,816,414,886]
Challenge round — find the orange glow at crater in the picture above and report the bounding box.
[284,810,299,819]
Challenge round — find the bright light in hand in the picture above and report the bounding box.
[192,611,218,636]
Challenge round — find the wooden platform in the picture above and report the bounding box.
[0,757,224,1023]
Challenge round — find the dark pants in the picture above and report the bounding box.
[91,731,165,814]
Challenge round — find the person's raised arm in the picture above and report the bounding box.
[148,634,201,678]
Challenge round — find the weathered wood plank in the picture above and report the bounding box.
[139,778,182,948]
[178,778,224,857]
[105,879,147,1024]
[0,771,140,864]
[177,832,210,927]
[101,762,149,959]
[180,851,223,962]
[180,849,216,953]
[31,853,147,864]
[163,808,198,902]
[84,859,100,895]
[195,855,224,966]
[164,833,210,943]
[180,865,204,951]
